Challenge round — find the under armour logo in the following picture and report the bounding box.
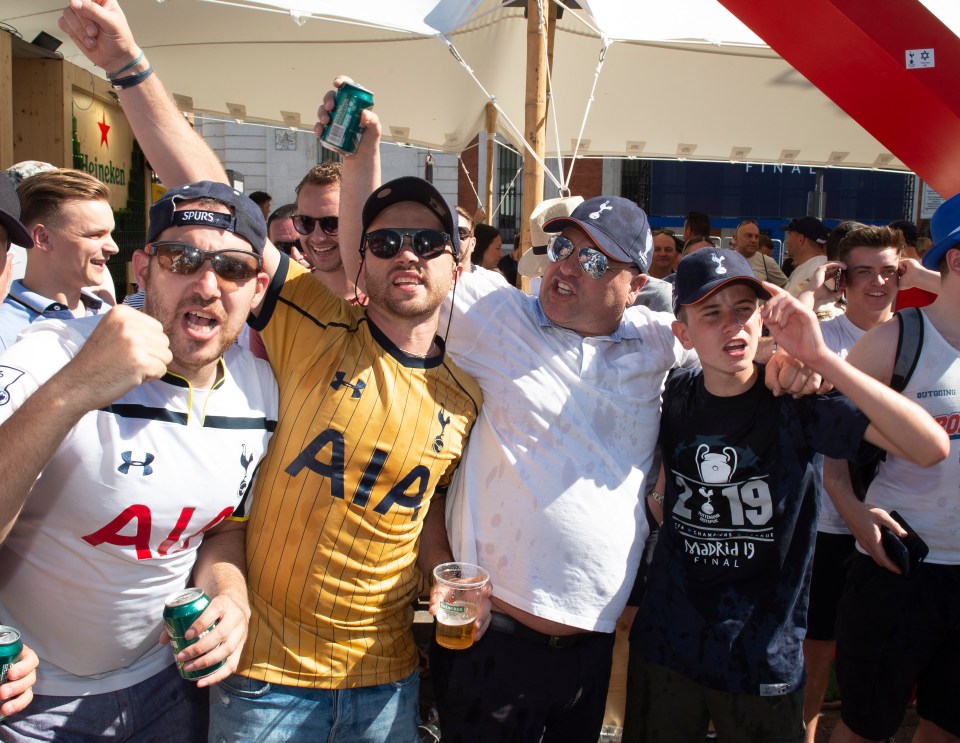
[589,201,612,220]
[118,451,155,476]
[433,409,451,453]
[711,252,727,275]
[331,371,366,399]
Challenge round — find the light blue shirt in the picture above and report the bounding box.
[0,279,109,350]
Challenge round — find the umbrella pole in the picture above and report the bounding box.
[484,102,497,225]
[520,0,553,257]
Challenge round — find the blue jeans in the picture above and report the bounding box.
[0,663,208,742]
[208,670,420,743]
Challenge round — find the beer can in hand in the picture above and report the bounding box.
[163,588,225,680]
[321,82,374,155]
[0,626,23,721]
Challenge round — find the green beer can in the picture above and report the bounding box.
[0,625,23,721]
[321,82,374,156]
[163,588,224,681]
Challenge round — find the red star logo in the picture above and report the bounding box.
[98,112,110,147]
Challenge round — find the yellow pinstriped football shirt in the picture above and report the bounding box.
[241,261,481,688]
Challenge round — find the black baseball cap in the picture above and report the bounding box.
[148,181,267,254]
[781,216,829,244]
[361,176,460,261]
[673,247,771,315]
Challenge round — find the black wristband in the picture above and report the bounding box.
[111,66,154,90]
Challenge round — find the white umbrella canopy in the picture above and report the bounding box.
[2,0,923,182]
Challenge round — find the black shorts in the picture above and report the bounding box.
[806,531,856,641]
[430,617,616,743]
[835,553,960,739]
[622,653,803,743]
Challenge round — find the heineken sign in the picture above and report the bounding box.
[74,95,134,209]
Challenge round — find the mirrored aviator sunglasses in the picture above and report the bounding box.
[546,234,610,279]
[363,229,451,260]
[145,242,262,282]
[292,214,338,237]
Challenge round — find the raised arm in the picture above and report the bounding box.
[316,80,382,292]
[760,282,949,465]
[59,0,226,185]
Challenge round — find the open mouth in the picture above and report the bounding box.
[724,339,748,354]
[554,279,575,296]
[184,310,220,338]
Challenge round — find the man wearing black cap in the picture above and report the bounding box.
[623,248,947,743]
[782,216,830,296]
[827,194,960,743]
[0,175,33,299]
[0,181,277,741]
[205,171,482,743]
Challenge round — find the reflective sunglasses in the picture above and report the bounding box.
[458,227,473,241]
[363,229,451,260]
[145,242,262,282]
[547,234,614,280]
[292,214,339,237]
[273,239,300,255]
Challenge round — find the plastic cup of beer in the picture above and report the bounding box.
[432,562,489,650]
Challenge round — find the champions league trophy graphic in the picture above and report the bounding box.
[696,444,737,524]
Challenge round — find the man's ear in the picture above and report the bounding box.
[132,249,150,288]
[30,225,51,252]
[672,318,695,350]
[625,271,648,306]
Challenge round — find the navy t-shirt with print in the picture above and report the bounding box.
[631,365,874,695]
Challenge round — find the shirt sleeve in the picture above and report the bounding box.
[0,322,82,425]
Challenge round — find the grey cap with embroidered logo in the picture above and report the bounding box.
[542,195,652,272]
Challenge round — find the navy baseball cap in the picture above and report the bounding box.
[543,196,652,272]
[781,216,829,244]
[0,174,32,248]
[361,176,460,261]
[673,247,771,315]
[923,192,960,270]
[148,181,267,254]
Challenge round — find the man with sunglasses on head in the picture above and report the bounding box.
[0,179,277,741]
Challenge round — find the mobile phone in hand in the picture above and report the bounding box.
[880,510,929,577]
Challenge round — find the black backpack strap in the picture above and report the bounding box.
[890,307,924,392]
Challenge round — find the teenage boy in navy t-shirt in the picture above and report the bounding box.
[623,248,949,743]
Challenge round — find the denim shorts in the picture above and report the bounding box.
[208,669,420,743]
